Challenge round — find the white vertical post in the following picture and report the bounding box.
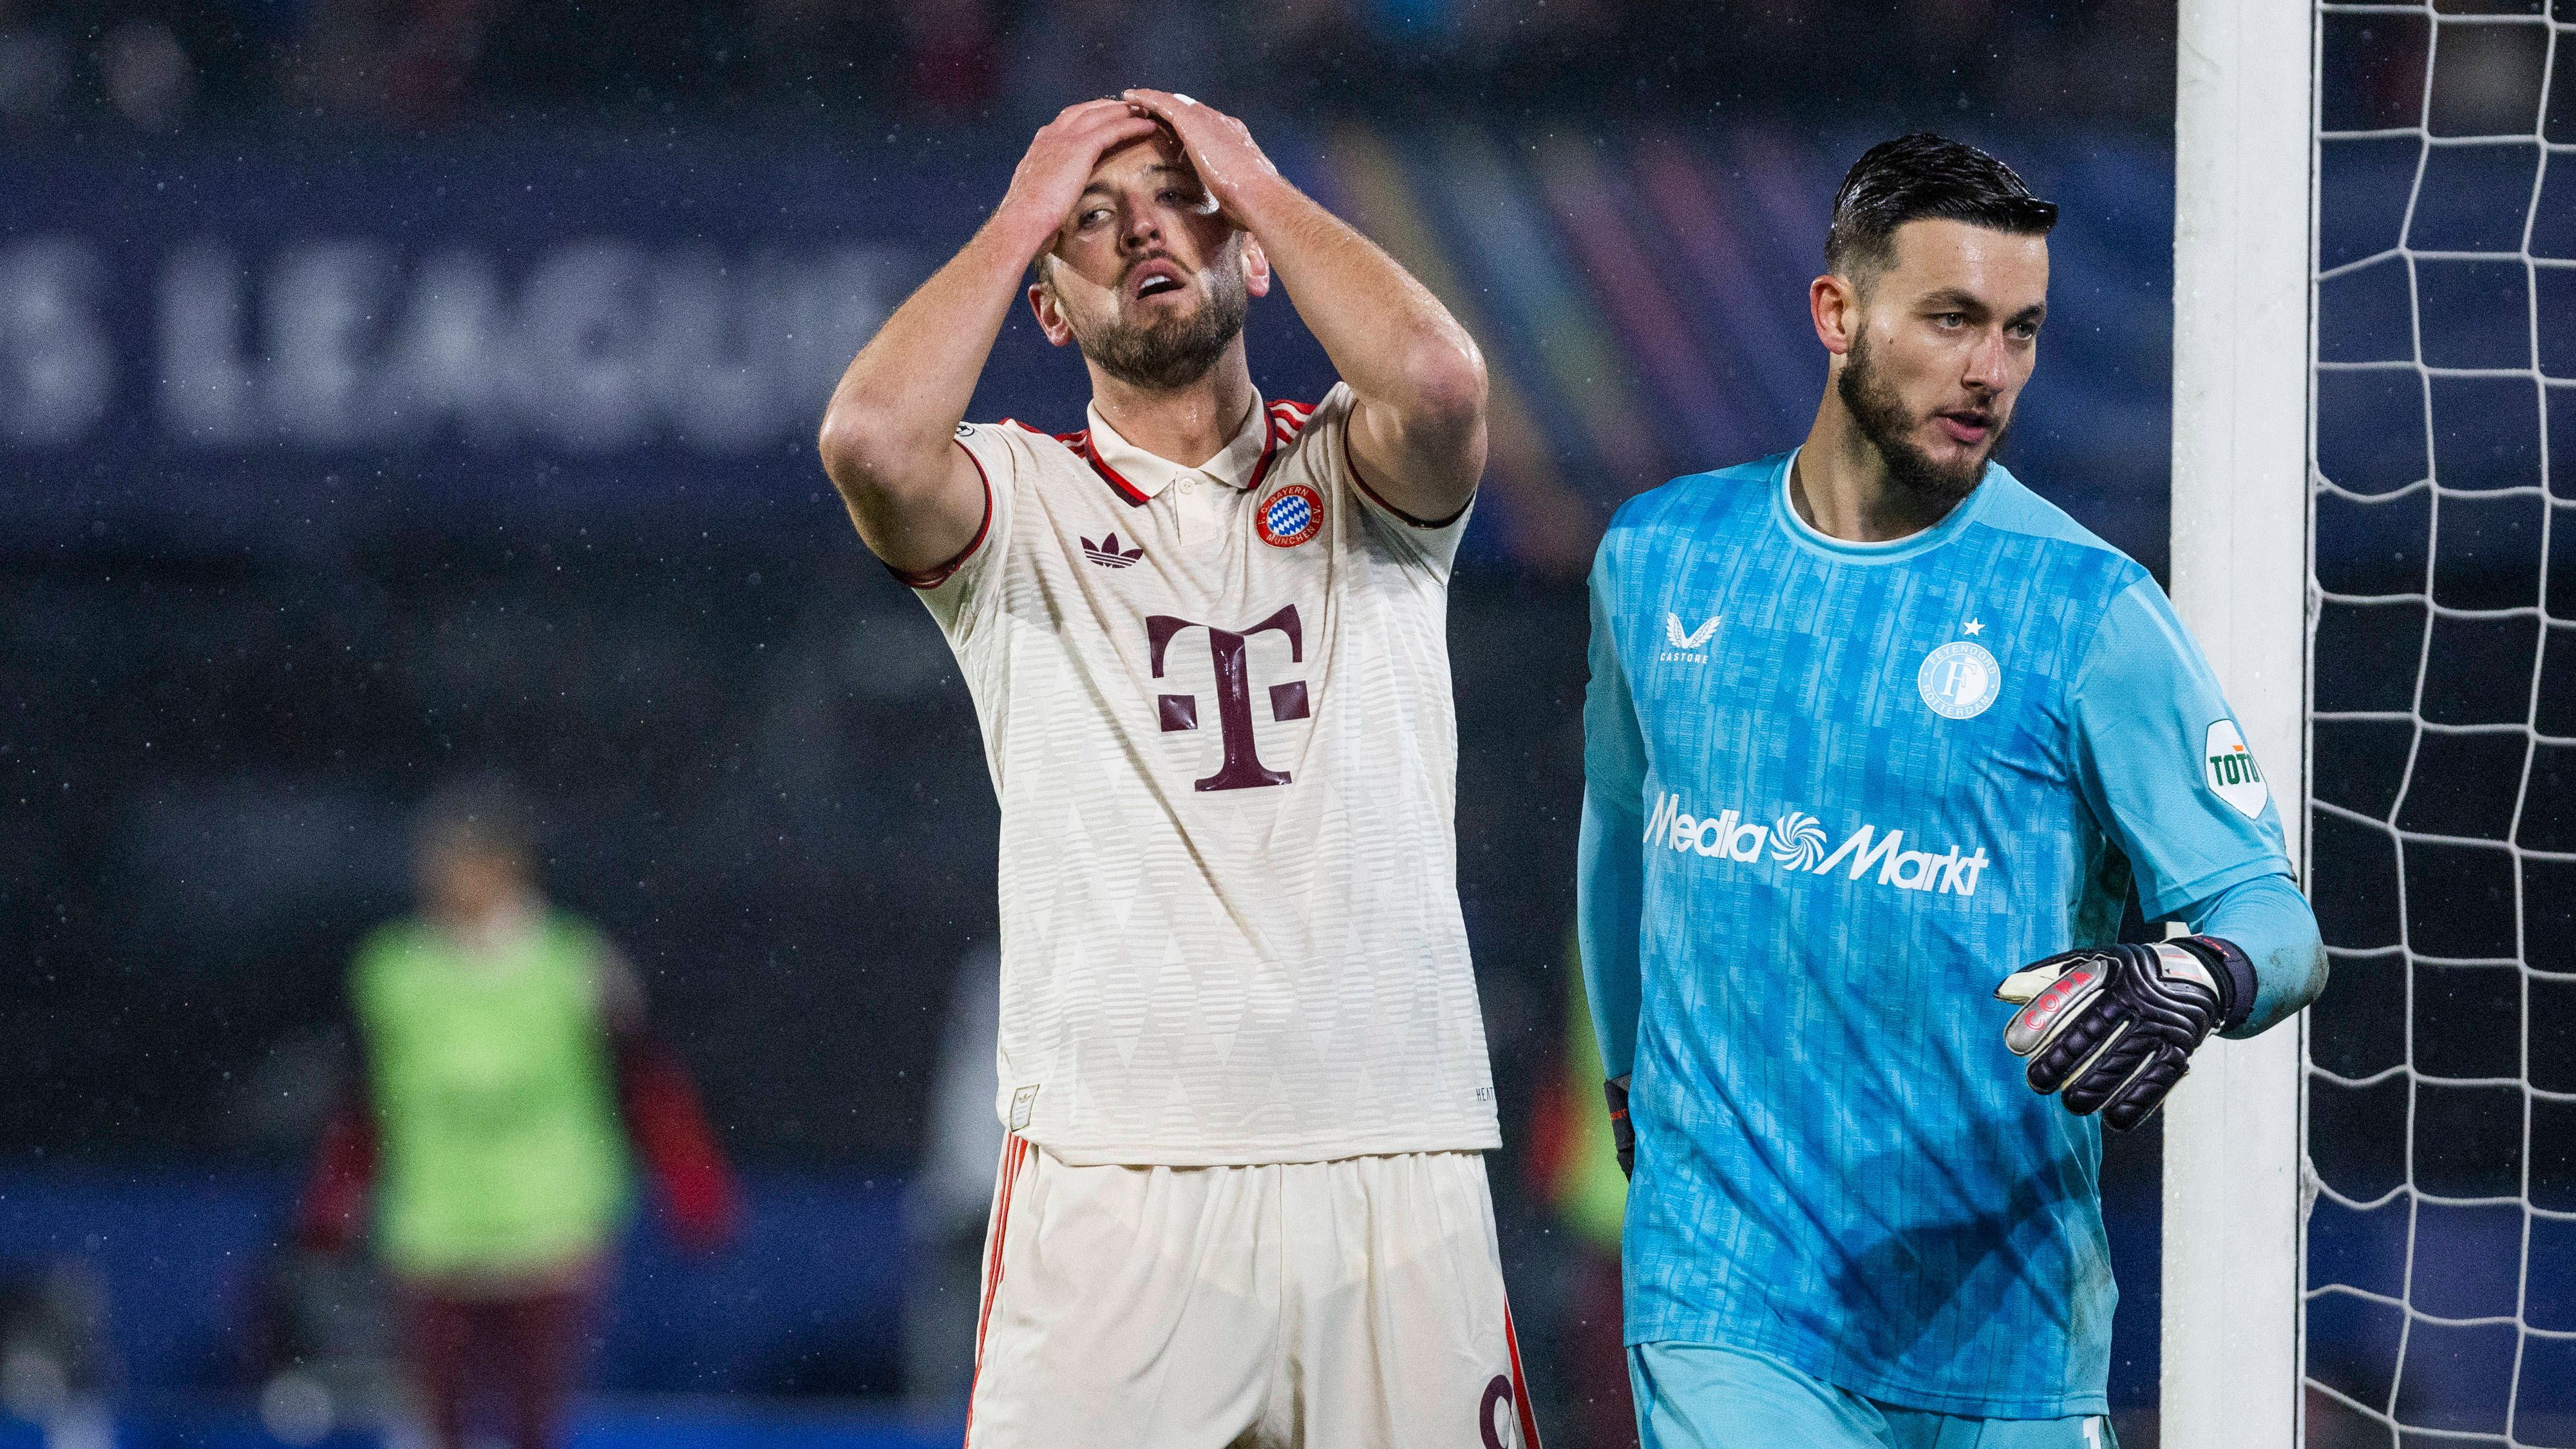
[2166,1,2313,1445]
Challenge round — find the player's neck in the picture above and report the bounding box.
[1794,394,1962,543]
[1084,348,1260,470]
[430,891,542,958]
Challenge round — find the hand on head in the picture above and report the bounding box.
[1117,90,1278,231]
[999,97,1166,256]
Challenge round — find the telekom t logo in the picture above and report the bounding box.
[1148,604,1309,792]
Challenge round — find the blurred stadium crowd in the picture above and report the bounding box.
[0,0,2183,132]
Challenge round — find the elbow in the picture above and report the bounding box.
[1407,332,1488,440]
[2291,933,2330,1015]
[817,407,904,501]
[2282,896,2330,1014]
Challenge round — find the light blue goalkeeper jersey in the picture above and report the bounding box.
[1577,451,2322,1419]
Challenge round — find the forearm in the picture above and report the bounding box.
[1578,564,1647,1079]
[2184,871,2327,1037]
[1232,176,1485,444]
[612,1028,740,1247]
[1577,787,1645,1079]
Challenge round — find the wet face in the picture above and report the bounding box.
[1030,131,1265,391]
[1832,218,2049,506]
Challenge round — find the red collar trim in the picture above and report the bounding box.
[1244,398,1320,492]
[1060,402,1296,506]
[1070,431,1153,507]
[1243,411,1287,495]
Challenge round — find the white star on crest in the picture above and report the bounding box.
[1962,618,1985,636]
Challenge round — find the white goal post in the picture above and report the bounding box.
[2166,1,2315,1446]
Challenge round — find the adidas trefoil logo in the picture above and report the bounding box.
[1083,532,1144,569]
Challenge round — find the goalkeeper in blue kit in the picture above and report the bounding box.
[1576,134,2328,1446]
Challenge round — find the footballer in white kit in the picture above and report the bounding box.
[816,91,1539,1449]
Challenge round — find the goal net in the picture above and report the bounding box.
[2303,2,2576,1444]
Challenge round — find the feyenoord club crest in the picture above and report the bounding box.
[1917,640,2002,719]
[1256,484,1323,548]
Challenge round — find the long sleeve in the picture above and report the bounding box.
[2070,576,2327,1036]
[611,1023,741,1251]
[595,941,740,1251]
[1577,559,1648,1081]
[2183,871,2327,1037]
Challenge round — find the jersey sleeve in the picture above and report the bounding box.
[2184,871,2327,1036]
[1577,547,1647,1081]
[902,421,1025,641]
[2069,578,2323,1028]
[1304,383,1477,581]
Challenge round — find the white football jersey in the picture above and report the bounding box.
[906,384,1501,1166]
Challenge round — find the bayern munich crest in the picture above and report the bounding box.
[1255,484,1323,548]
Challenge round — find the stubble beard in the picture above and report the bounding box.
[1835,330,2007,509]
[1066,263,1251,393]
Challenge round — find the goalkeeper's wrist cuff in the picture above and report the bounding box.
[2173,934,2257,1032]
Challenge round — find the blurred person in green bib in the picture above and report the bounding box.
[294,778,737,1449]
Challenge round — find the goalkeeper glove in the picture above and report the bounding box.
[1995,937,2255,1132]
[1604,1075,1634,1178]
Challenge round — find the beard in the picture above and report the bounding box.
[1835,331,2007,509]
[1064,261,1249,392]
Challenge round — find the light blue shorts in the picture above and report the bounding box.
[1629,1340,2116,1449]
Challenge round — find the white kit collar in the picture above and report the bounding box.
[1081,392,1275,501]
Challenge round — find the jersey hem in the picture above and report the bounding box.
[1625,1325,2107,1420]
[1032,1129,1502,1168]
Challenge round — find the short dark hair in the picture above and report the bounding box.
[1824,133,2058,286]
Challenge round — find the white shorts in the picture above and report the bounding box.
[963,1137,1542,1449]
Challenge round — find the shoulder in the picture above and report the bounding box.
[1265,386,1341,475]
[1596,453,1787,578]
[545,913,643,1017]
[541,910,608,958]
[1967,466,2150,593]
[1967,471,2199,690]
[2073,570,2206,694]
[1605,454,1784,540]
[351,920,430,996]
[955,417,1084,473]
[1271,390,1329,439]
[355,918,426,964]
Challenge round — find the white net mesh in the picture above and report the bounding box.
[2306,3,2576,1444]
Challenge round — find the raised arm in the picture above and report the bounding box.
[1123,90,1487,522]
[818,100,1160,573]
